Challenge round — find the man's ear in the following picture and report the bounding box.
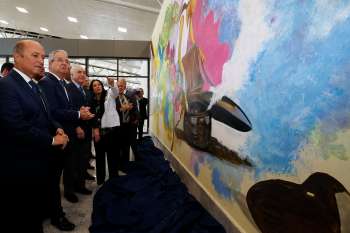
[13,52,21,60]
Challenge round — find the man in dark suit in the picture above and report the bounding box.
[0,40,68,233]
[39,50,94,230]
[136,88,148,140]
[116,79,139,166]
[65,64,93,193]
[0,62,14,78]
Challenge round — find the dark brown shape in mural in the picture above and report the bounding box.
[175,128,252,166]
[246,172,350,233]
[175,45,252,167]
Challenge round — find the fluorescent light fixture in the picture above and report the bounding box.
[16,7,28,13]
[67,16,78,23]
[80,35,88,39]
[0,20,9,25]
[118,27,127,33]
[40,27,48,32]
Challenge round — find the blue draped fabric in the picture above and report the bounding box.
[90,136,226,233]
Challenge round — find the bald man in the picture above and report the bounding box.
[0,40,68,233]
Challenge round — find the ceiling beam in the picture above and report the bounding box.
[94,0,160,14]
[155,0,162,7]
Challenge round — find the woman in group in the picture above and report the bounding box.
[89,78,120,185]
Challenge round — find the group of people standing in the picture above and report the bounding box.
[0,39,148,233]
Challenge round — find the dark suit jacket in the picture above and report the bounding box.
[139,97,148,120]
[0,70,57,182]
[39,72,79,138]
[116,89,140,125]
[66,82,92,140]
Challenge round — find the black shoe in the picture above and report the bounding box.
[85,173,95,181]
[51,216,75,231]
[64,193,79,203]
[75,187,92,195]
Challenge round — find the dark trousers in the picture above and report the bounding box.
[62,142,76,195]
[1,160,49,233]
[47,149,65,220]
[120,123,137,167]
[72,138,91,189]
[3,182,46,233]
[94,127,120,185]
[137,119,145,139]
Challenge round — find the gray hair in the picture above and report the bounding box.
[70,64,84,76]
[48,49,68,62]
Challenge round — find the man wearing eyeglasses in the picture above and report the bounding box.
[39,50,94,231]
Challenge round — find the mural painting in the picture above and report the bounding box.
[151,0,350,232]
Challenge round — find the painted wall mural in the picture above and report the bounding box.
[151,0,350,232]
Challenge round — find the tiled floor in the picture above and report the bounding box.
[43,161,98,233]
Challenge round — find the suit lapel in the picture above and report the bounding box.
[47,73,70,104]
[12,70,43,106]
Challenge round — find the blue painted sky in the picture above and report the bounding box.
[236,1,350,175]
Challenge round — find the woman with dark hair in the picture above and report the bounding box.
[89,78,120,185]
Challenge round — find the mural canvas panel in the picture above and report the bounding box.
[151,0,350,232]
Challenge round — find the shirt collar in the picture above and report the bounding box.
[72,80,82,89]
[13,67,32,84]
[48,71,63,82]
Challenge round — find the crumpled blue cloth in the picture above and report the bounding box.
[90,136,226,233]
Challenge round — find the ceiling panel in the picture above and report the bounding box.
[0,0,162,40]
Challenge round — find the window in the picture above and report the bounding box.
[88,59,118,76]
[0,57,6,67]
[119,59,148,77]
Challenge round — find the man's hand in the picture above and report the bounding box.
[76,126,85,139]
[107,77,114,87]
[53,134,69,149]
[121,103,133,112]
[56,128,65,135]
[79,106,95,120]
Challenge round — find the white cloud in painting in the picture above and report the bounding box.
[210,0,274,106]
[211,119,251,157]
[308,0,350,40]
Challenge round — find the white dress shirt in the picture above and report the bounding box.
[101,86,120,128]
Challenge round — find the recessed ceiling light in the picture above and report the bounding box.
[80,35,88,39]
[40,27,48,32]
[16,7,28,14]
[0,20,9,25]
[67,16,78,23]
[118,27,127,33]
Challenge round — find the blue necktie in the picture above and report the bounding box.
[29,80,48,113]
[79,86,85,96]
[29,80,40,94]
[59,79,70,101]
[60,79,66,87]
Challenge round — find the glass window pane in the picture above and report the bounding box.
[88,59,117,76]
[9,57,14,63]
[44,58,49,71]
[119,59,148,77]
[0,57,6,67]
[122,77,148,97]
[70,58,86,69]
